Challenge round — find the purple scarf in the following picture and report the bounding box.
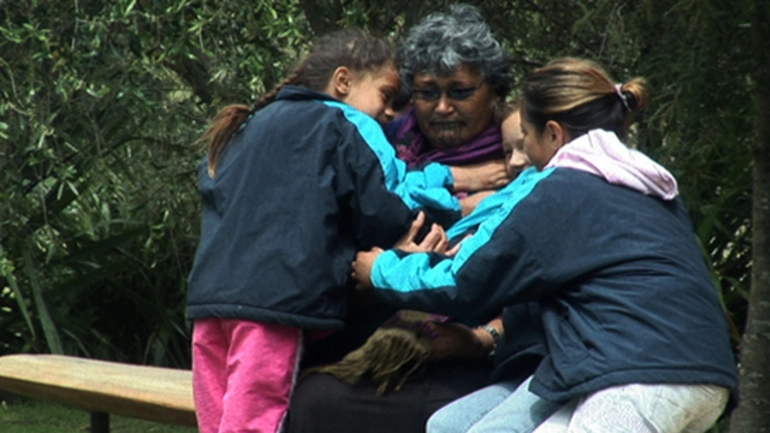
[391,109,505,168]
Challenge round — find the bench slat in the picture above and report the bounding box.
[0,354,197,427]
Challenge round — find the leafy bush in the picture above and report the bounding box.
[0,0,755,370]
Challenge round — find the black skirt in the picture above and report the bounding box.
[285,357,491,433]
[285,303,493,433]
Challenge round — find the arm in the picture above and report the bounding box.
[333,108,463,248]
[428,315,503,360]
[351,218,547,319]
[350,166,562,320]
[460,189,496,216]
[450,160,511,193]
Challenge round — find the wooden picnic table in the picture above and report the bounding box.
[0,354,196,432]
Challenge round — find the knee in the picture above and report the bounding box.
[426,406,461,433]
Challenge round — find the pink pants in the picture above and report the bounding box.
[192,318,302,433]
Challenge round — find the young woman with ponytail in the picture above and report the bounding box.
[352,57,739,433]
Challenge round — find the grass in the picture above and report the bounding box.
[0,395,197,433]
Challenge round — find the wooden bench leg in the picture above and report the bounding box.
[90,411,110,433]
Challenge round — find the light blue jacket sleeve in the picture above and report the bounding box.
[369,168,556,318]
[324,101,460,214]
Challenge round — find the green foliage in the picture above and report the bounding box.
[616,0,754,339]
[0,0,756,379]
[487,0,754,341]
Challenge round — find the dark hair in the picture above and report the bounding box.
[496,100,521,125]
[202,28,395,177]
[521,57,648,141]
[398,3,511,99]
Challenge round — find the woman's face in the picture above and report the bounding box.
[411,64,496,149]
[520,107,557,171]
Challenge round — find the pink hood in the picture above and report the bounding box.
[545,129,678,200]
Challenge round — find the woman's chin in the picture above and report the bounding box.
[429,134,465,149]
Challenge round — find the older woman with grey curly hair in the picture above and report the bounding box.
[389,3,513,215]
[284,5,526,433]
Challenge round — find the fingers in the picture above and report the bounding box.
[494,171,514,188]
[474,160,510,190]
[446,233,471,257]
[487,162,512,188]
[488,161,512,188]
[350,248,384,290]
[419,223,440,247]
[435,230,449,253]
[396,211,426,249]
[445,242,461,257]
[406,211,426,241]
[350,270,364,290]
[418,223,449,252]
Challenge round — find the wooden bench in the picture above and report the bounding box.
[0,354,196,432]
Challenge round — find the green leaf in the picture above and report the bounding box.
[23,247,63,354]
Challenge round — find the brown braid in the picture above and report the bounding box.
[204,69,305,178]
[203,104,248,178]
[252,68,304,112]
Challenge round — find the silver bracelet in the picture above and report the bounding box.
[481,325,501,357]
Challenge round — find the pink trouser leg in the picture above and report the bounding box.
[193,318,229,433]
[193,318,301,433]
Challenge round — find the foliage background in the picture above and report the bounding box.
[0,0,756,391]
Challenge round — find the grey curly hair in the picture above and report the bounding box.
[398,3,511,98]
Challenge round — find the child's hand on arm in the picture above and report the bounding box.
[351,247,384,290]
[450,160,512,192]
[395,211,449,253]
[427,322,485,359]
[460,190,496,216]
[425,316,504,360]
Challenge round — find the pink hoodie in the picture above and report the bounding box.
[545,129,678,200]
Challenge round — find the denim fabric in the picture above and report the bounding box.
[427,375,562,433]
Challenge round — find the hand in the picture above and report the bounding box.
[444,233,472,257]
[395,212,449,253]
[426,321,487,360]
[451,160,512,192]
[460,190,496,216]
[427,316,504,360]
[351,247,384,290]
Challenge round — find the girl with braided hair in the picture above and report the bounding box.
[186,28,464,433]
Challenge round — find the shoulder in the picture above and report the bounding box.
[525,168,619,205]
[322,101,385,136]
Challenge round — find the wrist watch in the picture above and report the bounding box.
[481,325,501,357]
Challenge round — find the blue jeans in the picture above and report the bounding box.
[427,375,562,433]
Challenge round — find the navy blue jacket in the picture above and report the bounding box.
[443,170,548,381]
[186,86,460,330]
[371,167,739,404]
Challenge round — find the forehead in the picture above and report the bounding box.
[356,64,400,94]
[502,111,523,148]
[502,111,521,133]
[369,61,397,76]
[373,64,399,87]
[413,63,482,86]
